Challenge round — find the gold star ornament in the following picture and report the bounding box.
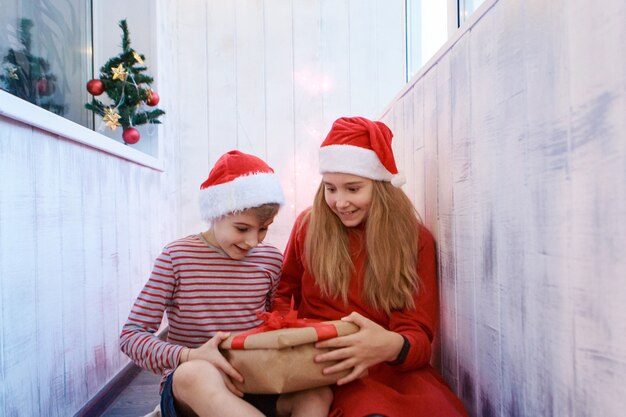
[103,107,122,130]
[111,64,127,81]
[132,52,144,65]
[7,66,18,80]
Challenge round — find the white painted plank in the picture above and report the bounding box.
[292,0,324,213]
[207,0,238,163]
[0,120,6,416]
[391,101,409,197]
[320,0,351,125]
[32,130,65,417]
[518,1,576,415]
[177,0,210,236]
[114,162,133,350]
[491,1,530,414]
[467,8,502,417]
[235,0,266,156]
[128,166,146,301]
[348,0,378,117]
[435,51,458,390]
[422,68,438,236]
[567,0,626,415]
[448,32,477,415]
[0,122,39,416]
[374,0,406,110]
[401,91,416,203]
[81,148,106,398]
[100,156,122,381]
[412,82,426,217]
[263,0,296,251]
[59,141,88,411]
[413,147,426,220]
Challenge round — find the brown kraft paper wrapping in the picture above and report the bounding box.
[219,320,359,394]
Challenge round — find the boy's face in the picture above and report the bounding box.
[206,209,274,260]
[322,172,374,227]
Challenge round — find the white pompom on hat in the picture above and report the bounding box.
[319,116,406,187]
[199,150,285,222]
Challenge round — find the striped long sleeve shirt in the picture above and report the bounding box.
[119,234,283,376]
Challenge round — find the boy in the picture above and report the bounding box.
[120,150,331,417]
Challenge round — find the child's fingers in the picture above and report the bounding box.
[335,365,367,386]
[320,358,355,376]
[216,358,244,383]
[222,374,244,397]
[210,331,231,345]
[341,311,377,330]
[314,344,353,363]
[315,333,353,349]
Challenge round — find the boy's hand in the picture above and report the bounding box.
[314,312,404,385]
[190,331,245,396]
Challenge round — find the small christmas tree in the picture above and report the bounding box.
[0,18,65,115]
[85,20,165,145]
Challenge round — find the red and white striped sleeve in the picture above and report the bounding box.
[119,247,185,374]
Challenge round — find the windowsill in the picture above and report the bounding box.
[0,89,164,171]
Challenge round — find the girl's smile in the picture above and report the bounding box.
[322,172,374,227]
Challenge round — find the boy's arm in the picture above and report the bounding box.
[119,247,185,374]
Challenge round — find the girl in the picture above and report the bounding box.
[273,117,468,417]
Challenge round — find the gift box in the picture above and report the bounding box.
[219,311,359,394]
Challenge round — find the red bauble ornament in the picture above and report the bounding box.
[36,79,53,95]
[146,90,160,106]
[122,127,140,144]
[87,79,105,96]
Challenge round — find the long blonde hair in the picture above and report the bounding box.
[304,181,422,314]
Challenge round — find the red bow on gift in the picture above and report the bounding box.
[230,298,338,349]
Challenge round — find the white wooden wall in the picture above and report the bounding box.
[0,1,181,415]
[381,0,626,416]
[175,0,407,250]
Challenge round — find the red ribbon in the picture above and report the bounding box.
[230,298,338,349]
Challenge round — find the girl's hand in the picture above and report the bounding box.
[314,312,405,385]
[188,331,245,396]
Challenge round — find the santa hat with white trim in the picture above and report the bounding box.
[319,116,406,187]
[199,150,285,222]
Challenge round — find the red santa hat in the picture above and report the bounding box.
[318,116,405,187]
[199,150,285,222]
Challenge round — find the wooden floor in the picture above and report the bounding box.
[100,369,162,417]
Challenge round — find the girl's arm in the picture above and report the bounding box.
[119,247,185,374]
[386,224,439,370]
[272,211,308,313]
[265,249,284,311]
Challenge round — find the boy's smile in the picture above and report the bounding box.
[204,210,274,259]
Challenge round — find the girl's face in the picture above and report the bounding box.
[205,210,274,259]
[322,173,374,227]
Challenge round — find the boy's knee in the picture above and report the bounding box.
[173,360,222,398]
[313,386,333,403]
[302,386,333,406]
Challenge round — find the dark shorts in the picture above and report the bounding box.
[160,371,278,417]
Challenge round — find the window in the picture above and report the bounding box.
[406,0,449,80]
[405,0,490,81]
[458,0,487,26]
[0,0,92,127]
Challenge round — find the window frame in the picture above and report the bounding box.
[0,88,163,170]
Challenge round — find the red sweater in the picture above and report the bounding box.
[273,210,467,417]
